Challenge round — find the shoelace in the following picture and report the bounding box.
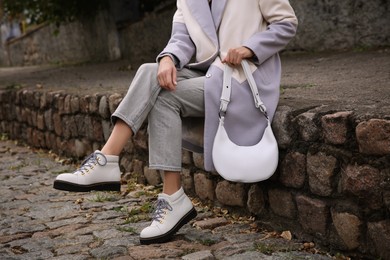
[152,199,173,224]
[74,151,107,175]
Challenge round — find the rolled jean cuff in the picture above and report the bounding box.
[111,113,138,134]
[148,164,181,172]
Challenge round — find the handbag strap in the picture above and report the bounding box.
[219,60,268,119]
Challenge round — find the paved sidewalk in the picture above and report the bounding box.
[0,139,338,259]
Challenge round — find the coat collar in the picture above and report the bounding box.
[186,0,227,45]
[211,0,227,31]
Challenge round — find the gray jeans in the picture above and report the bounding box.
[112,63,205,171]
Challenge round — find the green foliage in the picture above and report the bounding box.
[2,0,109,26]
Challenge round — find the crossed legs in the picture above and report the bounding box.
[54,63,205,244]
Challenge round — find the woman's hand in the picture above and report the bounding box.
[222,46,254,66]
[157,56,177,91]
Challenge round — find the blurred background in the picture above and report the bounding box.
[0,0,389,67]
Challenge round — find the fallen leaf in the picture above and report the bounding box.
[75,198,84,204]
[280,230,292,240]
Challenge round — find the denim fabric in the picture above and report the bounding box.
[112,63,205,171]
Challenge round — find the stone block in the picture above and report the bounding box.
[92,118,104,142]
[75,114,90,138]
[123,139,134,154]
[21,107,29,123]
[99,95,110,119]
[36,112,45,130]
[194,172,215,201]
[273,106,294,149]
[133,128,148,151]
[62,116,78,139]
[194,217,229,230]
[56,136,67,155]
[45,91,55,108]
[279,152,306,188]
[181,168,194,195]
[55,93,65,114]
[216,180,245,207]
[30,110,37,127]
[321,111,352,145]
[26,127,33,145]
[120,155,132,175]
[101,120,112,141]
[70,96,80,113]
[25,108,32,125]
[14,90,22,105]
[14,123,22,140]
[32,129,45,148]
[62,94,71,114]
[89,95,99,114]
[23,89,34,107]
[367,220,390,260]
[268,189,296,219]
[52,112,62,136]
[307,152,337,196]
[79,95,90,113]
[14,106,22,122]
[340,164,382,209]
[296,195,329,236]
[294,112,319,141]
[331,210,362,250]
[39,92,48,109]
[182,250,214,260]
[44,109,53,131]
[356,119,390,155]
[45,132,57,151]
[143,166,162,186]
[33,91,41,108]
[193,153,204,170]
[74,139,90,158]
[182,150,193,165]
[108,93,123,114]
[247,184,266,215]
[384,190,390,213]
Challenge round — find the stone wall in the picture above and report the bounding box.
[0,88,389,259]
[2,11,120,67]
[288,0,390,51]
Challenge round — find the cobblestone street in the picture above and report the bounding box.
[0,139,340,259]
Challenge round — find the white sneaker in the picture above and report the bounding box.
[139,187,197,245]
[53,151,121,192]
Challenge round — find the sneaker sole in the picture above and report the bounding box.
[53,180,121,192]
[139,207,197,245]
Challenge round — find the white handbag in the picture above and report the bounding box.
[212,60,279,183]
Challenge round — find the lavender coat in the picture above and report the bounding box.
[157,0,298,171]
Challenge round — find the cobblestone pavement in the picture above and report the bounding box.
[0,139,342,260]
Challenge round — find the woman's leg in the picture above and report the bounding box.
[163,171,181,195]
[101,119,133,156]
[54,64,161,192]
[140,73,205,244]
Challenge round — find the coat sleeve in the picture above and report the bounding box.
[243,0,298,65]
[156,1,196,69]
